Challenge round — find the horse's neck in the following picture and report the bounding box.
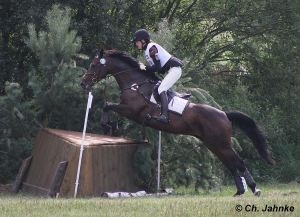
[112,66,151,90]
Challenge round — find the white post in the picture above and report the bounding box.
[74,92,93,198]
[157,130,162,193]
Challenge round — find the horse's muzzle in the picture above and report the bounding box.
[80,82,91,91]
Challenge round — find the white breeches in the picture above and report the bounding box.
[158,67,182,94]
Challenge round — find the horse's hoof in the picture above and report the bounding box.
[103,102,112,112]
[145,113,152,120]
[254,189,261,197]
[233,191,244,197]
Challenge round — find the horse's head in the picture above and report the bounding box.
[80,49,109,91]
[81,49,160,91]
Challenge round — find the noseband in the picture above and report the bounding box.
[84,56,155,93]
[84,57,139,83]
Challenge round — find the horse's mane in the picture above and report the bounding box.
[105,50,159,81]
[105,50,140,68]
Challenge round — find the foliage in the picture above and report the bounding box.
[0,0,299,191]
[0,82,36,183]
[25,4,87,130]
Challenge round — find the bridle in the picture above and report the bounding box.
[84,56,139,84]
[83,55,157,93]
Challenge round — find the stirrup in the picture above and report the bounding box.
[178,93,191,99]
[151,114,169,123]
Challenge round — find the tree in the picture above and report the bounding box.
[25,4,88,130]
[0,82,36,183]
[0,0,57,96]
[1,0,299,188]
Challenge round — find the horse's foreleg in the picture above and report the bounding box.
[103,102,132,116]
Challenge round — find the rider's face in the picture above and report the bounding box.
[135,40,143,50]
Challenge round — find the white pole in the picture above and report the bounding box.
[74,92,93,198]
[157,130,162,193]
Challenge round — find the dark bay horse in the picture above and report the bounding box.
[81,49,275,196]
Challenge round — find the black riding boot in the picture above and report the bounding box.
[152,91,169,123]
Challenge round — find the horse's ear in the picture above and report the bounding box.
[94,48,104,58]
[99,49,104,58]
[94,49,100,58]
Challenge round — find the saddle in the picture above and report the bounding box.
[152,82,191,104]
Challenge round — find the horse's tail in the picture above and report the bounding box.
[226,111,275,165]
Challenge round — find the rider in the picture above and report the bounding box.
[132,29,183,123]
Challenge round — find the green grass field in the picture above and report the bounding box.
[0,183,299,217]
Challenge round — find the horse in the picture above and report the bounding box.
[80,49,275,196]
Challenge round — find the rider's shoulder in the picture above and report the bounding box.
[147,42,168,52]
[146,41,157,48]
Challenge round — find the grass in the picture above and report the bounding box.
[0,183,299,217]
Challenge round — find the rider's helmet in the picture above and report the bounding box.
[131,29,150,43]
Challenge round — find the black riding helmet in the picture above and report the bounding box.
[131,29,150,43]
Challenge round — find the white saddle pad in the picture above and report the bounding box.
[150,94,189,115]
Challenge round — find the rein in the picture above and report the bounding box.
[107,67,140,78]
[84,55,159,93]
[87,61,156,91]
[122,79,156,92]
[85,65,140,85]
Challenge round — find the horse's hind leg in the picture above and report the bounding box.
[211,147,249,196]
[242,168,261,196]
[213,147,261,196]
[229,152,261,196]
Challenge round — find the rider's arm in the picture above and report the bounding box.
[145,45,162,73]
